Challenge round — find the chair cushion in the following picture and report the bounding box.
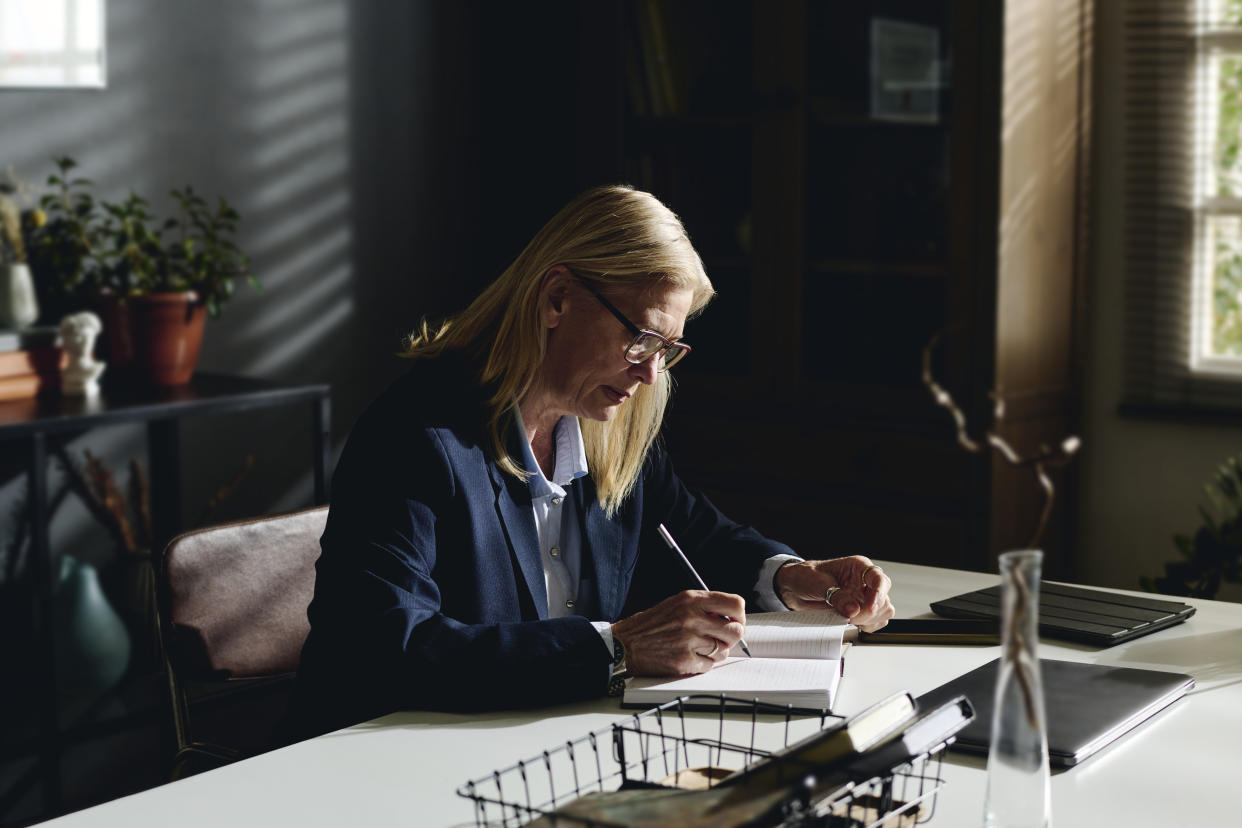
[165,506,327,680]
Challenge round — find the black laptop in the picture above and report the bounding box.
[917,658,1194,767]
[930,581,1195,646]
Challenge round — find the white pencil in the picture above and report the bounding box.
[656,523,752,658]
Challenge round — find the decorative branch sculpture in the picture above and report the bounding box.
[923,331,1082,729]
[921,332,1081,550]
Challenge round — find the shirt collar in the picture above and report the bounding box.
[551,415,590,485]
[512,409,590,496]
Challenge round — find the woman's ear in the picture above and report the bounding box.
[539,266,573,328]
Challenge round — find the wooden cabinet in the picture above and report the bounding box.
[578,0,1090,576]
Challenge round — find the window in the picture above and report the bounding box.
[0,0,105,88]
[1122,0,1242,408]
[1196,3,1242,371]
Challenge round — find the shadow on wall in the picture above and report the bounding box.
[0,0,358,568]
[180,0,357,521]
[207,0,355,381]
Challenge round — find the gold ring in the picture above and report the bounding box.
[825,586,843,607]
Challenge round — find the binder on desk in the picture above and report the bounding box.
[917,658,1194,768]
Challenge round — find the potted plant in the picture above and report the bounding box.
[1143,454,1242,599]
[24,157,105,325]
[25,157,258,385]
[96,182,258,385]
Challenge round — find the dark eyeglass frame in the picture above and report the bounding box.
[570,271,691,372]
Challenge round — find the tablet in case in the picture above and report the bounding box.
[930,581,1196,646]
[916,658,1194,768]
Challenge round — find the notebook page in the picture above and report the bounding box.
[729,611,851,659]
[626,657,840,698]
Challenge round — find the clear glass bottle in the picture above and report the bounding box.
[983,549,1052,828]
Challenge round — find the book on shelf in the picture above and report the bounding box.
[0,326,59,353]
[642,0,679,115]
[628,0,680,117]
[0,372,55,402]
[0,340,67,401]
[0,346,66,379]
[623,610,851,711]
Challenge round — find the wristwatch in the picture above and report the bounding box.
[607,635,629,697]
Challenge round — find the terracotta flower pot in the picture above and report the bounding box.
[98,292,207,386]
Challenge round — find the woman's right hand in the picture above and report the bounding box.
[610,590,745,676]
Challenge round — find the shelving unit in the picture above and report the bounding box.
[580,0,1090,575]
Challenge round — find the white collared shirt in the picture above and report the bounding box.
[514,412,798,653]
[514,410,591,619]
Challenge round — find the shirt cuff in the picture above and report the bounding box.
[593,620,615,657]
[755,553,804,611]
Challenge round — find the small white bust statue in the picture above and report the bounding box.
[59,311,106,396]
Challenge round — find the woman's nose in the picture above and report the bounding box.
[629,354,660,385]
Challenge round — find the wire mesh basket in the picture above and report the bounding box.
[458,695,951,828]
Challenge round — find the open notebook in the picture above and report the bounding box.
[622,611,851,711]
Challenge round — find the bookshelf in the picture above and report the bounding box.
[580,0,1090,575]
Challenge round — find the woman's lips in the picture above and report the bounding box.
[602,385,630,404]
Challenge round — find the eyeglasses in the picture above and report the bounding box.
[573,274,691,372]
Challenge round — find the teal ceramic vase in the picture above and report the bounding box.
[54,554,132,701]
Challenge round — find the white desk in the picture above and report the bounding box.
[39,562,1242,827]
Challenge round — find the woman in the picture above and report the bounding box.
[289,185,893,737]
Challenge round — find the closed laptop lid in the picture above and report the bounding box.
[916,658,1194,768]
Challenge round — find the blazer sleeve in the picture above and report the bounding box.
[292,405,611,733]
[623,446,798,615]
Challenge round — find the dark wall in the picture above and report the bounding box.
[0,2,621,820]
[0,1,613,571]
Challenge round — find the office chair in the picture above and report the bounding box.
[155,505,327,779]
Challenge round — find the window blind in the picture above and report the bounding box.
[1122,0,1242,410]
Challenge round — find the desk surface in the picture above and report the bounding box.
[38,562,1242,828]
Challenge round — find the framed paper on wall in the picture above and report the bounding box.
[870,17,939,124]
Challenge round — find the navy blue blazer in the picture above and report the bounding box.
[287,357,795,737]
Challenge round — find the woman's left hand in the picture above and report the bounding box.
[774,556,895,632]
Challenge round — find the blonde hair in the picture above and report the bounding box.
[403,184,714,516]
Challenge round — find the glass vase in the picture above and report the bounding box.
[983,549,1052,828]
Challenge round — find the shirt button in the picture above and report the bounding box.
[565,600,575,609]
[549,547,560,558]
[552,497,562,505]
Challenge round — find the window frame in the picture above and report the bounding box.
[1120,0,1242,411]
[0,0,106,89]
[1193,26,1242,374]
